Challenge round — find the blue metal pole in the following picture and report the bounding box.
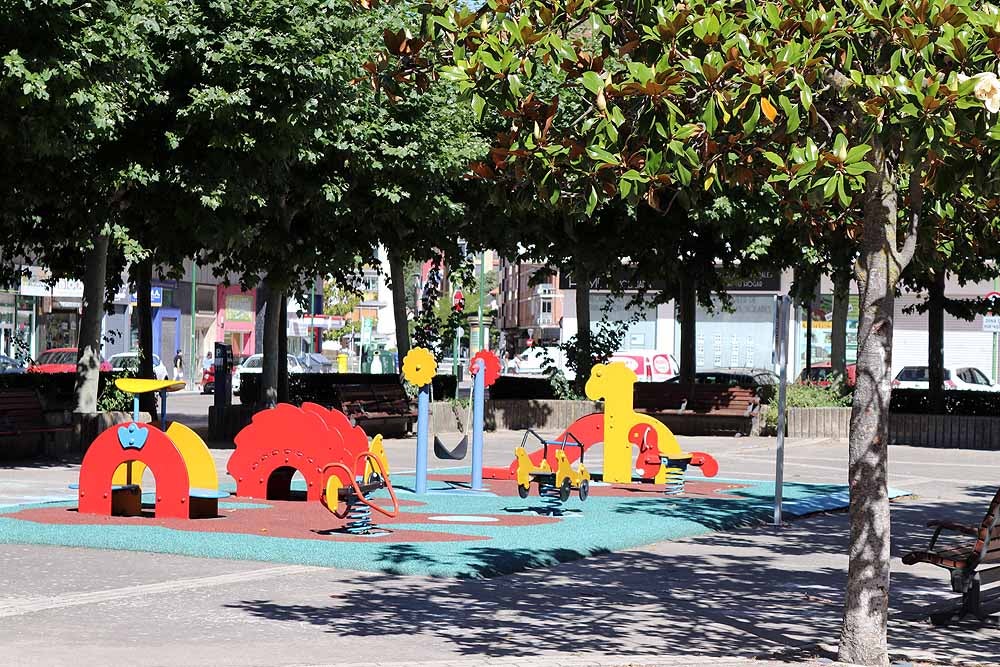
[159,389,168,428]
[416,384,430,494]
[471,359,485,490]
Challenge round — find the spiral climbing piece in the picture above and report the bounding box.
[661,456,691,496]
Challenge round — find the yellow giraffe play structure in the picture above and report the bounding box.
[585,362,692,483]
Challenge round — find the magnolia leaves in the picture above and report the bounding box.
[408,0,1000,221]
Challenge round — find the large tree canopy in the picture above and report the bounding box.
[387,0,1000,663]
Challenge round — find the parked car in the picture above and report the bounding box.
[108,351,168,381]
[892,365,1000,391]
[295,352,334,373]
[667,367,779,391]
[668,367,779,403]
[0,354,26,374]
[232,354,306,393]
[508,347,566,376]
[799,362,857,387]
[29,347,112,373]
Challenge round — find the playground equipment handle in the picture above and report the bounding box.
[353,451,399,518]
[320,454,398,519]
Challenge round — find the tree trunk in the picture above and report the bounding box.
[278,293,289,404]
[388,247,410,366]
[678,274,697,384]
[74,233,110,413]
[574,260,592,392]
[838,147,900,667]
[135,259,156,415]
[260,281,282,408]
[927,270,946,414]
[831,267,851,378]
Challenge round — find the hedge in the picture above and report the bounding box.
[0,372,123,410]
[890,388,1000,417]
[238,373,403,407]
[488,376,557,400]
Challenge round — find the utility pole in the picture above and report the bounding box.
[189,261,197,391]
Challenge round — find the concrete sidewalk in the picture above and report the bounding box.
[1,432,998,666]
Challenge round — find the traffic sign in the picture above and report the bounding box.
[984,315,1000,333]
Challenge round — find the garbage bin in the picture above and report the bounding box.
[337,353,348,373]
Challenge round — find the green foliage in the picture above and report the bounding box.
[545,369,582,401]
[413,255,475,361]
[97,372,138,413]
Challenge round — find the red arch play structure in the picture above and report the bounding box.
[227,402,370,501]
[78,425,191,519]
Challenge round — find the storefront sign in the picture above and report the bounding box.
[18,266,84,298]
[224,294,253,323]
[129,286,163,307]
[729,272,782,292]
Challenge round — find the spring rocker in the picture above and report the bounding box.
[484,362,719,495]
[320,449,399,535]
[515,429,590,511]
[77,379,227,519]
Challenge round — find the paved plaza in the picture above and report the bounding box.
[0,394,997,666]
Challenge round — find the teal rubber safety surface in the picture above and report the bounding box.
[0,472,910,578]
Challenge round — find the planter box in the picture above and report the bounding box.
[786,407,1000,450]
[889,413,1000,449]
[787,407,852,439]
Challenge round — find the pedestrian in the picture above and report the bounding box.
[173,349,184,381]
[201,351,213,372]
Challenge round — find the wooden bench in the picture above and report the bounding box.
[0,389,72,457]
[902,487,1000,625]
[632,383,762,436]
[337,383,415,437]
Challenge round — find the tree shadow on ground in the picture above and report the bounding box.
[224,482,1000,664]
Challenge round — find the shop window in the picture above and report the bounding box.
[196,286,215,313]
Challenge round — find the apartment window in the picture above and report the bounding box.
[539,298,553,324]
[360,274,379,294]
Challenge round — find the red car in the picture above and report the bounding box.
[798,361,857,387]
[29,347,112,373]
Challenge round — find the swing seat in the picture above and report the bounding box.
[434,434,468,460]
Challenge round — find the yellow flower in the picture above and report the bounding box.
[402,347,437,387]
[974,72,1000,114]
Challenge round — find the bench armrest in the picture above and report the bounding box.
[927,519,978,537]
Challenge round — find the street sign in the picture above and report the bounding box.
[984,315,1000,333]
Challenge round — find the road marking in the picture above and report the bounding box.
[0,564,321,618]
